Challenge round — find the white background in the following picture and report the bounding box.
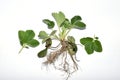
[0,0,120,80]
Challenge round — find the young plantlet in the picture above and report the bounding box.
[18,11,103,80]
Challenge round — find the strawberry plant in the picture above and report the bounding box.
[18,11,103,80]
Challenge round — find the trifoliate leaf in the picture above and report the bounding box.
[38,48,47,58]
[80,37,103,54]
[71,16,82,24]
[52,11,66,27]
[85,42,94,54]
[94,40,102,52]
[43,19,55,29]
[38,31,49,39]
[18,30,35,46]
[80,37,93,45]
[67,36,75,43]
[18,30,39,53]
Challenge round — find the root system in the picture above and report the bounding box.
[43,40,79,80]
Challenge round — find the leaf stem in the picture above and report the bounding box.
[64,29,71,38]
[64,25,75,39]
[19,44,26,54]
[58,26,61,33]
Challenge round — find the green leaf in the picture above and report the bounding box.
[38,48,47,58]
[27,39,39,47]
[71,16,82,24]
[25,30,35,41]
[50,30,57,36]
[18,30,25,41]
[67,36,75,43]
[80,37,94,54]
[45,38,52,48]
[85,42,94,54]
[80,37,103,54]
[18,30,26,45]
[74,21,86,29]
[18,30,35,45]
[52,11,66,27]
[71,15,86,30]
[38,31,49,39]
[71,43,77,53]
[94,40,102,52]
[42,37,49,44]
[43,19,55,29]
[18,30,39,53]
[80,37,93,45]
[68,42,77,55]
[68,48,75,55]
[61,19,72,29]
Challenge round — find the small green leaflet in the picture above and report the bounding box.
[67,36,75,43]
[27,39,40,47]
[85,42,94,54]
[45,38,52,48]
[19,30,34,45]
[42,37,49,44]
[71,15,86,30]
[61,19,72,29]
[43,19,55,29]
[38,30,56,44]
[52,11,66,27]
[71,16,82,24]
[74,21,86,29]
[68,42,77,55]
[38,31,49,39]
[80,37,93,45]
[80,37,102,54]
[18,30,39,53]
[94,40,102,52]
[50,30,57,36]
[38,48,47,58]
